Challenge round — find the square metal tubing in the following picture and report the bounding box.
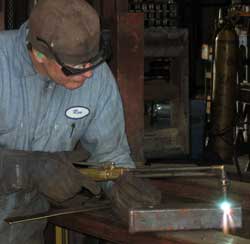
[129,204,242,233]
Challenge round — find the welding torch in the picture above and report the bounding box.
[5,164,230,225]
[75,163,229,200]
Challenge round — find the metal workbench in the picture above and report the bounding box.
[47,178,250,244]
[48,207,249,244]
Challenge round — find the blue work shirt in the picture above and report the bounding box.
[0,22,134,167]
[0,22,134,244]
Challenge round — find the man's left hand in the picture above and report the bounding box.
[109,172,162,224]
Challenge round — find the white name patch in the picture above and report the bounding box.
[65,106,90,119]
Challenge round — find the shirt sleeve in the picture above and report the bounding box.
[80,63,135,169]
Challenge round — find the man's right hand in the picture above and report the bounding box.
[0,149,101,202]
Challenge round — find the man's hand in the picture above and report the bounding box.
[109,172,162,224]
[0,150,33,194]
[0,149,101,202]
[30,151,101,202]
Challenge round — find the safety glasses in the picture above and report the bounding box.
[36,37,107,76]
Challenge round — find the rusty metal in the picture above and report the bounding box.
[129,204,242,233]
[210,21,238,163]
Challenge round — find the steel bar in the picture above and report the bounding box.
[129,204,242,233]
[5,202,111,225]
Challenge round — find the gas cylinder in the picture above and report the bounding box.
[210,17,238,163]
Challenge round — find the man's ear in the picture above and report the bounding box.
[33,49,45,63]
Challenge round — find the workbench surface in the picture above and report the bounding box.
[48,178,250,244]
[49,207,249,244]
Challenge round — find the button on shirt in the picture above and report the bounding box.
[0,22,134,168]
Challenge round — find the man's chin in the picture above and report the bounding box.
[62,82,84,90]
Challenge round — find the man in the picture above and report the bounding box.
[0,0,161,243]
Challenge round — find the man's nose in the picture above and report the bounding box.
[82,63,93,78]
[73,63,93,79]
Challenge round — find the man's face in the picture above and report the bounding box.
[42,58,93,90]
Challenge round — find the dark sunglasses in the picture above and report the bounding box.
[36,37,107,76]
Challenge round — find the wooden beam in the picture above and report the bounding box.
[0,0,5,30]
[114,13,145,164]
[100,0,144,164]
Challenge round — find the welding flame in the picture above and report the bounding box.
[220,201,235,234]
[220,202,231,215]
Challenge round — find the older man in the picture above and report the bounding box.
[0,0,161,243]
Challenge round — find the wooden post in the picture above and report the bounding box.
[101,0,145,164]
[0,0,5,30]
[114,13,145,164]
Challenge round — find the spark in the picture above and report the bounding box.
[219,201,235,234]
[220,201,231,215]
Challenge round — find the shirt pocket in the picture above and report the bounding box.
[47,120,86,151]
